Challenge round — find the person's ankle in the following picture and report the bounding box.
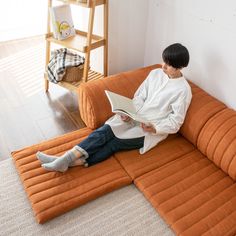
[71,148,82,158]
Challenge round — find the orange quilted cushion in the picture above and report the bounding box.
[180,82,226,146]
[114,134,195,179]
[78,64,161,129]
[135,150,236,236]
[11,128,132,223]
[197,108,236,180]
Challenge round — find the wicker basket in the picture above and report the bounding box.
[62,65,84,82]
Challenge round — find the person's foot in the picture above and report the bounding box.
[38,149,80,172]
[42,156,87,172]
[70,158,86,167]
[36,151,57,164]
[36,151,85,168]
[41,154,70,172]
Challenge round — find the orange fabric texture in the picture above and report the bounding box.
[78,64,161,129]
[197,108,236,180]
[135,150,236,236]
[179,81,226,146]
[10,64,236,236]
[114,134,195,179]
[11,127,132,223]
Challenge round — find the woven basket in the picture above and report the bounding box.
[62,65,84,82]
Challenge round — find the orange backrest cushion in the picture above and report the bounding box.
[79,65,227,151]
[78,64,161,129]
[197,108,236,180]
[179,82,226,146]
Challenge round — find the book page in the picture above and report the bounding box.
[105,90,149,124]
[105,90,136,114]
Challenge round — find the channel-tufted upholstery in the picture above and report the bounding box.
[12,64,236,236]
[134,150,236,236]
[197,108,236,180]
[179,81,226,146]
[12,128,132,223]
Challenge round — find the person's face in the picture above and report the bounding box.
[162,62,181,78]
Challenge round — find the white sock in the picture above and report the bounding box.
[39,149,79,172]
[36,151,80,167]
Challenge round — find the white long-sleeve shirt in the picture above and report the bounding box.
[105,68,192,154]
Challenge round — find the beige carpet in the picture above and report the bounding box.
[0,158,174,236]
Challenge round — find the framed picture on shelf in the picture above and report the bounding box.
[50,4,76,40]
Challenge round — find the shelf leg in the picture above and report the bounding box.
[104,0,108,76]
[45,40,51,92]
[83,1,96,82]
[45,76,49,92]
[45,0,52,92]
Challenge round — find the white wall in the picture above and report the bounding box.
[144,0,236,110]
[71,0,236,110]
[72,0,149,75]
[108,0,149,74]
[0,0,47,42]
[72,4,105,73]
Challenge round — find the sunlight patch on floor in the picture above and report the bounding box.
[0,43,46,98]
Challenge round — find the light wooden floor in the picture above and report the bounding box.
[0,36,85,161]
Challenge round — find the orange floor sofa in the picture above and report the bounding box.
[12,64,236,235]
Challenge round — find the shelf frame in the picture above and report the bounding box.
[57,0,106,8]
[44,70,104,92]
[45,31,105,53]
[44,0,108,92]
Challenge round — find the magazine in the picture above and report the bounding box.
[50,4,76,40]
[105,90,149,124]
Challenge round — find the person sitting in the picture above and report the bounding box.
[37,43,192,172]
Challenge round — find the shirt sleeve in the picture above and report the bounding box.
[132,70,155,111]
[153,90,192,135]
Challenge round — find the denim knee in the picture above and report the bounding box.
[76,124,115,159]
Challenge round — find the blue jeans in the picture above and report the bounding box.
[77,124,144,166]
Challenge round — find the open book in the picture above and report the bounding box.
[105,90,149,124]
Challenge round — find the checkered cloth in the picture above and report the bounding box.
[47,48,85,83]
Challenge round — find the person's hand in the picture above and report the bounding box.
[120,114,131,122]
[140,123,156,133]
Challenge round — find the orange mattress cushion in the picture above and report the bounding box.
[135,149,236,236]
[11,128,132,223]
[197,108,236,180]
[179,82,226,146]
[114,134,195,180]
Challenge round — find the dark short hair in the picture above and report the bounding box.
[162,43,189,69]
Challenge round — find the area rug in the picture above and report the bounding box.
[0,158,174,236]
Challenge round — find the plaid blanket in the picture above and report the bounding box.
[47,48,85,83]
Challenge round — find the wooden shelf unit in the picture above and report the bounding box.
[45,30,105,53]
[44,0,108,92]
[58,70,104,91]
[45,69,104,92]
